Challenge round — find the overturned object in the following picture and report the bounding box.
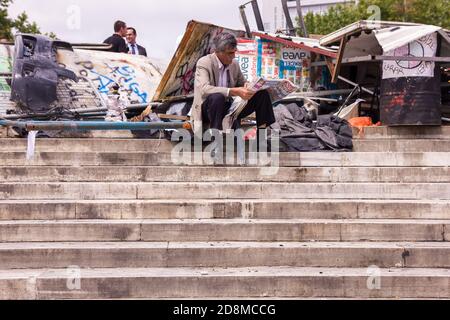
[10,34,78,113]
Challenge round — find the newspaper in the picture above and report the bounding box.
[222,77,298,131]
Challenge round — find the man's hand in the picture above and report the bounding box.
[230,87,255,101]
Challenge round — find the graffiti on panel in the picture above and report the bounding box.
[155,21,246,100]
[166,27,230,97]
[0,45,16,115]
[382,32,437,79]
[0,44,163,115]
[0,45,13,92]
[58,49,163,105]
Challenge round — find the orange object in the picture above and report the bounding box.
[349,117,382,139]
[183,122,192,130]
[349,117,374,128]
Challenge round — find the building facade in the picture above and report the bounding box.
[261,0,356,33]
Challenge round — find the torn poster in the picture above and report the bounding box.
[382,33,438,79]
[236,37,311,90]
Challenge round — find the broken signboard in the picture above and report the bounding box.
[153,20,246,101]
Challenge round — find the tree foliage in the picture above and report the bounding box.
[0,0,56,41]
[299,0,450,36]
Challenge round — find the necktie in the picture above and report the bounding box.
[131,45,136,55]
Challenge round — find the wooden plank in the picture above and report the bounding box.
[331,36,347,83]
[325,57,336,76]
[157,114,189,121]
[342,55,376,64]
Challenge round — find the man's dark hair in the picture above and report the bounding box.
[214,33,237,52]
[114,20,127,32]
[127,27,137,36]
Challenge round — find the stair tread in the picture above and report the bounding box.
[2,182,450,185]
[0,219,449,225]
[1,241,449,249]
[1,266,449,279]
[1,199,449,204]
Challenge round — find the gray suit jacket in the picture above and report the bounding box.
[192,53,246,133]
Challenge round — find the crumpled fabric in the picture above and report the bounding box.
[272,103,353,152]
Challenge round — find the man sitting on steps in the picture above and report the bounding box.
[192,33,276,137]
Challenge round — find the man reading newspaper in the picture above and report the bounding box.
[193,33,297,135]
[222,77,298,131]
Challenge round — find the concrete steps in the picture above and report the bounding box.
[354,140,450,152]
[0,126,449,299]
[3,138,450,153]
[2,267,449,300]
[1,242,450,269]
[1,200,449,220]
[0,219,447,242]
[1,166,449,183]
[2,151,450,167]
[0,138,177,153]
[4,135,450,153]
[351,126,450,140]
[1,182,450,200]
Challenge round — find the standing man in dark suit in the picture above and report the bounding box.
[103,20,129,53]
[126,27,147,57]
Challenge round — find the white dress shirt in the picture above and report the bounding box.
[128,43,139,55]
[215,55,231,97]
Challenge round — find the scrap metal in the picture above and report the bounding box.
[10,34,78,114]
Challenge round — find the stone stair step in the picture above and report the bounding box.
[0,242,449,269]
[1,166,449,183]
[2,266,449,299]
[1,152,450,167]
[1,199,449,220]
[3,138,450,153]
[1,182,449,201]
[1,128,449,300]
[353,139,450,152]
[0,219,447,243]
[352,126,450,140]
[0,138,176,153]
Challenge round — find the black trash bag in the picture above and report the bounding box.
[272,104,353,152]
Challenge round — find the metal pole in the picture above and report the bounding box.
[1,103,159,120]
[251,0,265,32]
[338,76,376,96]
[0,120,190,131]
[281,0,296,36]
[296,0,309,37]
[239,5,252,38]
